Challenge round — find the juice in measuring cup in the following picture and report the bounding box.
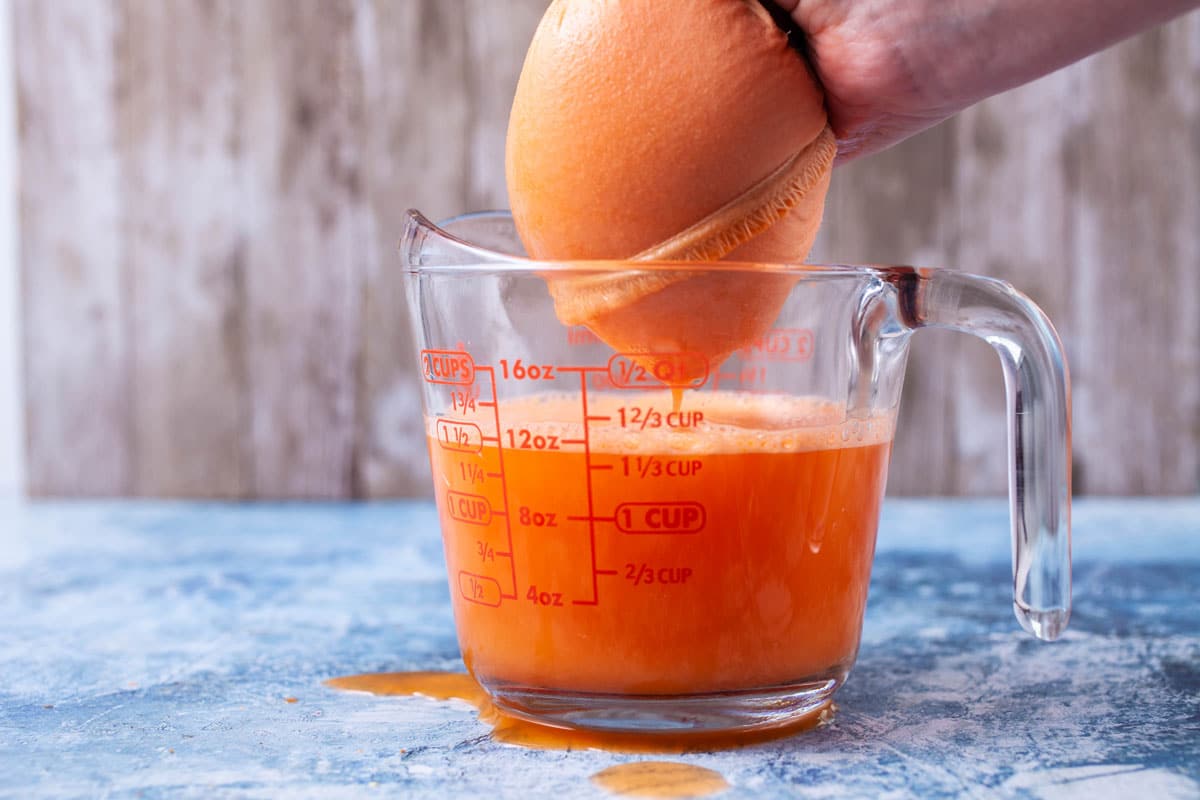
[428,391,894,696]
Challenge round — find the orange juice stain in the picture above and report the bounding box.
[591,761,729,798]
[324,671,834,753]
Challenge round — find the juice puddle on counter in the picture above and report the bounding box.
[324,670,833,754]
[427,390,895,696]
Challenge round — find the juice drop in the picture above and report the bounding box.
[590,761,729,798]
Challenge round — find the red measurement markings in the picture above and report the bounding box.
[615,502,707,534]
[617,406,704,430]
[504,428,561,450]
[421,349,475,385]
[589,371,621,391]
[459,571,502,607]
[459,462,487,485]
[447,491,493,526]
[713,366,769,390]
[449,388,478,413]
[607,352,709,389]
[738,328,815,362]
[518,506,558,528]
[526,586,564,607]
[620,456,703,479]
[477,365,518,600]
[476,540,497,562]
[436,419,482,454]
[566,326,602,346]
[624,563,694,587]
[556,366,608,606]
[498,359,557,381]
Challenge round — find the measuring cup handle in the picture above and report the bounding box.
[896,269,1072,641]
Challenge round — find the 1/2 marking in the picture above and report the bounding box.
[459,571,502,606]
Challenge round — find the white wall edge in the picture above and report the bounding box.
[0,0,25,498]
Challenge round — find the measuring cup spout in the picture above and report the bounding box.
[888,268,1072,640]
[401,209,527,269]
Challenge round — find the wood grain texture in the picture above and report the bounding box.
[1066,21,1200,494]
[951,67,1081,495]
[14,3,1200,497]
[16,0,131,496]
[355,0,467,500]
[811,123,966,495]
[117,0,250,497]
[237,0,368,498]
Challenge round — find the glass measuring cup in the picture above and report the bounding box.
[403,209,1071,734]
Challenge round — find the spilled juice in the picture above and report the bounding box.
[428,390,893,696]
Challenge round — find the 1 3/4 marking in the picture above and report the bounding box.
[450,389,477,413]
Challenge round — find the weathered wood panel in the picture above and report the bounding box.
[14,2,1200,496]
[236,1,369,498]
[1066,21,1200,494]
[117,0,250,497]
[811,122,965,495]
[357,0,469,499]
[16,1,131,496]
[951,67,1082,496]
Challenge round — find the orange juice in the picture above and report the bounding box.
[428,391,893,696]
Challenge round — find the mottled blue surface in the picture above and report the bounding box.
[1,500,1197,799]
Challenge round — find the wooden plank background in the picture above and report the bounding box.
[13,1,1200,498]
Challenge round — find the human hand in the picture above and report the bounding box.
[773,0,1200,163]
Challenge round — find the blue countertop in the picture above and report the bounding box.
[1,500,1197,798]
